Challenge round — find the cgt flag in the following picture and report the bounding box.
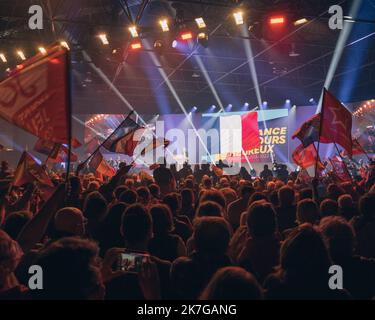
[320,89,353,157]
[292,143,323,169]
[88,151,116,177]
[0,45,70,144]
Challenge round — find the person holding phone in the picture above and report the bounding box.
[104,204,171,300]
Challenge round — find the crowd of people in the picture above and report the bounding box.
[0,157,375,300]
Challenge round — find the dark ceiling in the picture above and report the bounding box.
[1,0,375,115]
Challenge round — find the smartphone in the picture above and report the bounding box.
[117,252,149,273]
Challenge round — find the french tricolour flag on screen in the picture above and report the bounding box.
[219,112,260,154]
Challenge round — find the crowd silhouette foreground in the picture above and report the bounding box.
[0,159,374,300]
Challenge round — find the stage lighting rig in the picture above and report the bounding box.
[98,33,109,45]
[197,32,209,48]
[154,40,165,55]
[294,18,308,26]
[269,16,285,25]
[129,25,139,38]
[16,50,26,60]
[233,11,244,25]
[38,47,47,55]
[131,41,142,50]
[195,17,207,29]
[180,31,193,41]
[159,19,170,32]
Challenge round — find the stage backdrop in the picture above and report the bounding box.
[82,106,373,172]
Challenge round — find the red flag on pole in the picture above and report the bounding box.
[48,145,78,163]
[342,138,367,157]
[292,143,322,169]
[71,137,82,149]
[13,152,55,199]
[320,89,353,157]
[292,114,321,147]
[140,136,170,156]
[33,138,60,158]
[0,45,70,144]
[329,157,352,182]
[88,151,116,177]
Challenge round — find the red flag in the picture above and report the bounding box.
[241,112,261,150]
[292,113,321,147]
[320,89,353,157]
[102,115,141,155]
[0,45,70,144]
[329,157,352,182]
[33,138,60,158]
[71,137,82,149]
[48,145,78,163]
[140,137,170,156]
[342,139,366,157]
[292,144,322,169]
[13,152,55,199]
[85,137,102,154]
[297,169,312,184]
[104,127,147,156]
[88,151,116,177]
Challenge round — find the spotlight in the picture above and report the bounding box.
[98,34,109,45]
[242,102,250,111]
[129,25,139,38]
[233,11,244,25]
[130,41,142,50]
[263,101,268,107]
[226,104,233,112]
[159,19,169,32]
[269,16,285,25]
[181,32,193,41]
[309,98,315,104]
[38,47,47,54]
[172,40,178,48]
[0,53,7,63]
[195,17,206,29]
[286,99,291,104]
[197,32,209,48]
[154,40,165,55]
[210,105,217,111]
[16,50,26,60]
[294,18,308,26]
[60,41,70,50]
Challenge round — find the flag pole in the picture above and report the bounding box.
[65,48,73,183]
[354,139,371,161]
[76,110,135,175]
[314,88,325,179]
[333,142,354,183]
